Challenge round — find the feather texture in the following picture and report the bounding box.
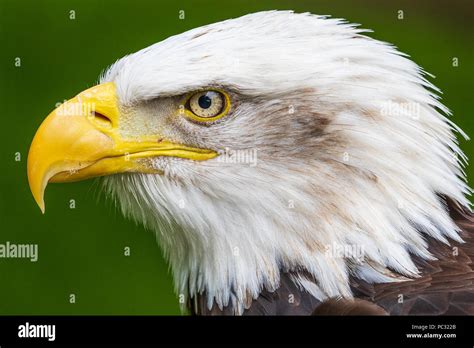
[100,11,472,314]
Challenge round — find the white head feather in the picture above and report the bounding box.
[100,11,471,314]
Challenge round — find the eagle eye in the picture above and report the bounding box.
[184,90,230,122]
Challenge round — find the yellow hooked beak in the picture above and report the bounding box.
[27,82,217,213]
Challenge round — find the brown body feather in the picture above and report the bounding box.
[190,197,474,315]
[351,197,474,315]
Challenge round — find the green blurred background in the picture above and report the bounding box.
[0,0,472,314]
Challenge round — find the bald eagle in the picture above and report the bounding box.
[27,11,474,315]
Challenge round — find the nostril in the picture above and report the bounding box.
[90,111,113,128]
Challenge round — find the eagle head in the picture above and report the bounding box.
[27,11,470,314]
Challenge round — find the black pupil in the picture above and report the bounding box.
[198,94,212,109]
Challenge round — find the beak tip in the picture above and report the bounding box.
[35,197,46,214]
